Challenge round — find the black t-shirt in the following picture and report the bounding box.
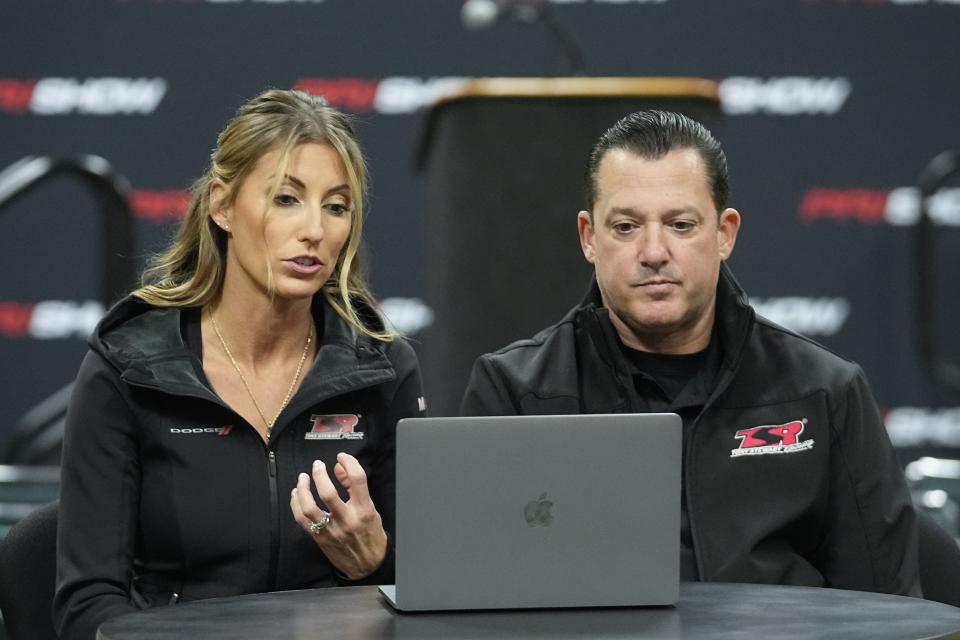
[620,347,708,410]
[616,332,723,582]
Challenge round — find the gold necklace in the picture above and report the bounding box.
[211,313,313,442]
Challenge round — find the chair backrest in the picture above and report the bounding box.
[0,501,59,640]
[917,508,960,608]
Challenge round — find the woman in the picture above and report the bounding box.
[53,89,425,640]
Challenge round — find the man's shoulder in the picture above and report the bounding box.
[748,312,862,384]
[480,309,580,371]
[463,307,585,415]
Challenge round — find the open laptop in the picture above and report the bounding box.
[379,413,682,611]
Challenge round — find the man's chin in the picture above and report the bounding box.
[628,318,683,337]
[623,304,684,333]
[610,305,684,336]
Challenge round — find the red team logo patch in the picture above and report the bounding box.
[731,419,814,458]
[306,414,363,440]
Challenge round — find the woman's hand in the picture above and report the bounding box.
[290,452,388,579]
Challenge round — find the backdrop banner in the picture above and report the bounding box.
[1,1,958,465]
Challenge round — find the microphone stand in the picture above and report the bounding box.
[914,149,960,394]
[462,0,588,76]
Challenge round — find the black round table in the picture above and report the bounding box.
[98,582,960,640]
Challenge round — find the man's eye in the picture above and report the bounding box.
[612,223,635,234]
[671,220,695,232]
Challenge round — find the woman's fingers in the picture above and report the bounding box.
[290,478,329,534]
[290,479,323,532]
[333,459,350,489]
[310,459,348,518]
[288,454,387,578]
[291,455,375,530]
[333,452,372,507]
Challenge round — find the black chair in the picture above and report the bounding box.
[917,508,960,608]
[0,501,59,640]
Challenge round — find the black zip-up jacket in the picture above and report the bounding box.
[54,296,425,640]
[461,265,920,595]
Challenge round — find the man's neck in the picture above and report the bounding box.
[608,308,715,355]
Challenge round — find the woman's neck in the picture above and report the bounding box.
[207,280,315,367]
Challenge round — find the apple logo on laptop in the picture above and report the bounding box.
[524,492,553,527]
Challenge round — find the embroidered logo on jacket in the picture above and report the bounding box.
[731,419,813,458]
[306,414,364,440]
[169,425,233,436]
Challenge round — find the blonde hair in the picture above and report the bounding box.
[134,89,394,341]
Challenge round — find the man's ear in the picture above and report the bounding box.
[717,208,741,261]
[209,179,231,231]
[578,210,597,265]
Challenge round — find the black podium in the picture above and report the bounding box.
[417,77,722,415]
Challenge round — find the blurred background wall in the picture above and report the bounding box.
[1,0,959,467]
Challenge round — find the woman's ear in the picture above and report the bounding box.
[209,179,231,232]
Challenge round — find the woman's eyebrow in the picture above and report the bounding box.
[283,174,306,189]
[281,175,350,197]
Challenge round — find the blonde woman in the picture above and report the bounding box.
[54,89,425,640]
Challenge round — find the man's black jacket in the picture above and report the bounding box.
[461,265,920,595]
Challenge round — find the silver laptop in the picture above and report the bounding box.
[379,413,682,611]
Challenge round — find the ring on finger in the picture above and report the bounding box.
[309,512,331,534]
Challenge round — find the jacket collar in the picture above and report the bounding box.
[278,299,396,433]
[573,263,754,413]
[89,295,397,413]
[89,296,213,400]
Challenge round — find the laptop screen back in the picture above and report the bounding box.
[386,413,682,611]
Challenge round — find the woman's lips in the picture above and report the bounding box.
[284,258,324,275]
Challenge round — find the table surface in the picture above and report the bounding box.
[98,582,960,640]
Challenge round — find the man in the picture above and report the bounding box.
[460,110,920,595]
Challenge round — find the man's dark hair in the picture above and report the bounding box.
[584,110,729,214]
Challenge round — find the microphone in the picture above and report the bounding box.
[460,0,586,75]
[461,0,544,31]
[461,0,499,30]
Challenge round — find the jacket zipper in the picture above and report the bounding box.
[267,449,280,591]
[685,413,705,580]
[685,365,739,582]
